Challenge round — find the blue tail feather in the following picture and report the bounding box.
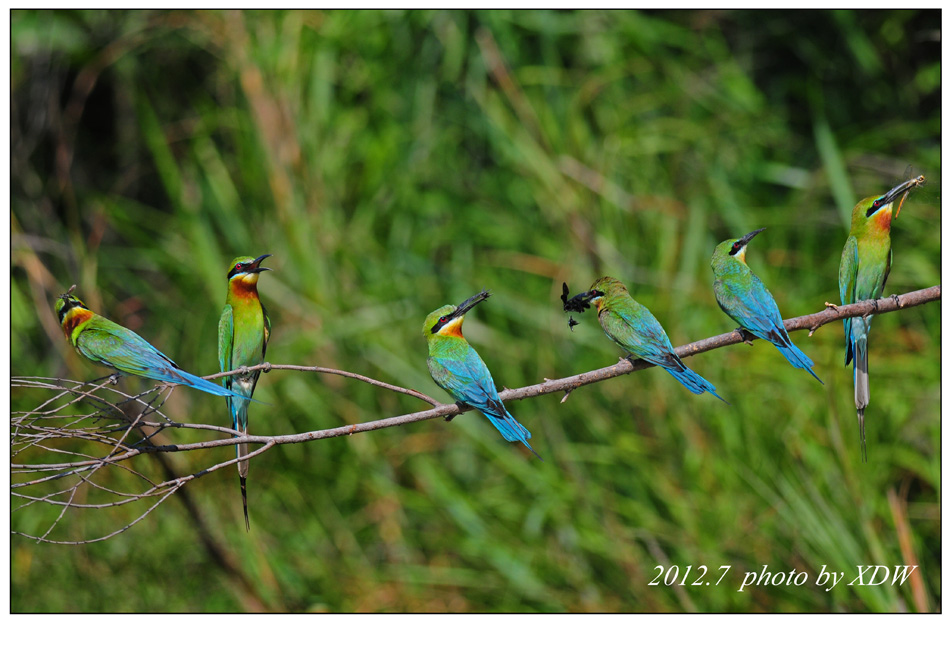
[156,367,248,399]
[229,394,251,530]
[484,411,542,460]
[777,342,823,384]
[663,363,729,404]
[229,394,251,432]
[846,317,870,462]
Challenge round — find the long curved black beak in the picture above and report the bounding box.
[251,253,273,272]
[881,176,924,206]
[452,290,491,319]
[735,227,766,250]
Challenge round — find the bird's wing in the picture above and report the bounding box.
[600,304,679,368]
[428,349,505,417]
[839,236,858,307]
[716,274,789,345]
[261,302,272,359]
[77,322,180,377]
[882,247,892,295]
[839,236,859,364]
[218,304,234,391]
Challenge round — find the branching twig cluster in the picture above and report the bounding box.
[11,285,940,544]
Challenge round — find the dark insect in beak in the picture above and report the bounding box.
[563,291,593,314]
[561,282,593,331]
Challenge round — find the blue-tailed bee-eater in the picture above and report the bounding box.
[218,254,272,530]
[55,289,243,398]
[839,175,924,461]
[564,277,727,402]
[711,228,822,383]
[424,291,539,459]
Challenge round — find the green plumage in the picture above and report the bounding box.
[54,292,243,398]
[585,277,726,402]
[839,176,922,461]
[423,292,538,457]
[711,229,821,383]
[218,254,272,530]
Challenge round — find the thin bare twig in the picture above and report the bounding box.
[204,362,440,406]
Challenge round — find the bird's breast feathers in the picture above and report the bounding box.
[62,307,95,342]
[228,279,263,301]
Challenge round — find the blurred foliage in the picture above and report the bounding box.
[10,9,940,613]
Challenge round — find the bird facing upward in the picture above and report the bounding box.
[423,290,539,459]
[218,254,272,530]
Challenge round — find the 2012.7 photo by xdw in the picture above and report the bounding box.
[10,8,940,620]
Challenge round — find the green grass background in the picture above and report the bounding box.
[10,9,940,612]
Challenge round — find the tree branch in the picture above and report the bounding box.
[11,284,939,543]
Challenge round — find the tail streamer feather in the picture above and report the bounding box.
[854,327,870,463]
[777,342,824,384]
[233,406,251,530]
[664,363,729,404]
[485,411,542,461]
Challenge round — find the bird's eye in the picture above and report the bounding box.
[864,198,884,218]
[438,316,448,323]
[236,263,244,270]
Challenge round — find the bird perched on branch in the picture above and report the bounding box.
[711,228,822,384]
[839,175,924,461]
[218,254,272,530]
[55,288,243,399]
[424,291,540,459]
[564,276,727,402]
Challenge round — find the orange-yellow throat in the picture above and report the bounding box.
[61,306,94,343]
[439,316,465,338]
